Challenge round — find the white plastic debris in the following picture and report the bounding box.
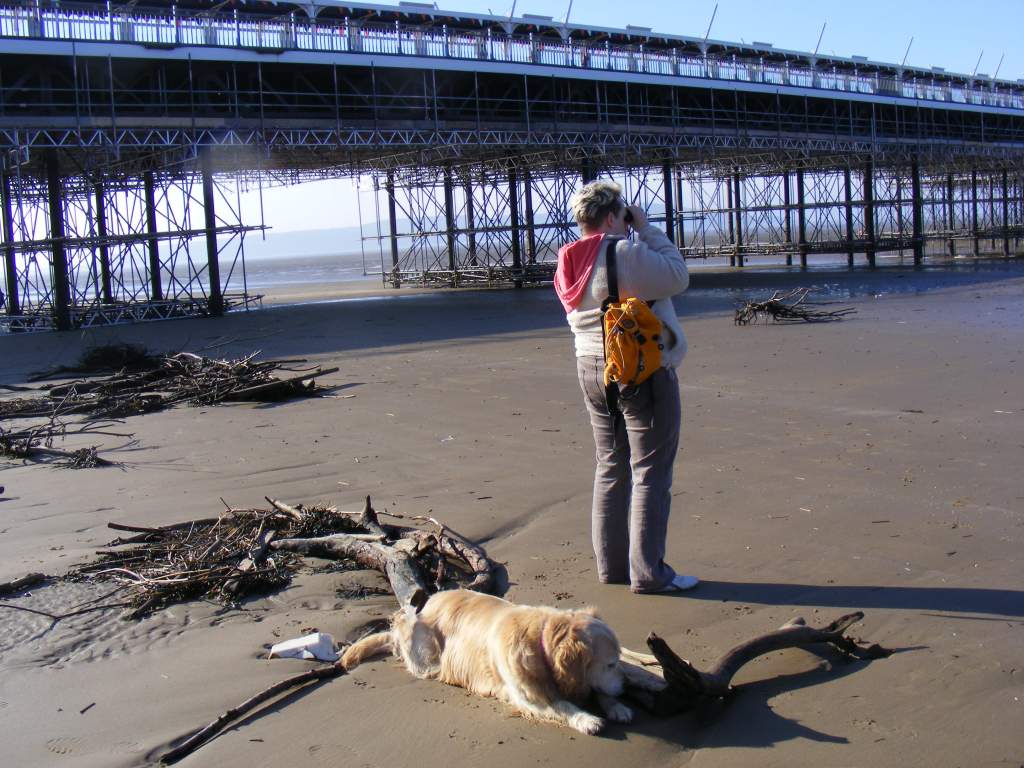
[268,632,339,662]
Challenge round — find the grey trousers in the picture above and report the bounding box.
[576,356,680,592]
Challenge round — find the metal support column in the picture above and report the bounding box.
[863,160,876,268]
[201,148,224,315]
[843,166,855,267]
[144,170,163,302]
[663,162,675,245]
[1,170,19,316]
[508,166,522,288]
[989,176,997,252]
[782,171,793,266]
[523,169,537,265]
[732,170,744,267]
[971,171,980,256]
[674,169,685,250]
[46,150,71,331]
[726,178,735,267]
[464,177,478,267]
[385,171,400,288]
[796,168,808,269]
[896,176,905,257]
[443,168,457,279]
[93,179,113,304]
[1002,169,1011,258]
[947,173,956,257]
[911,162,924,265]
[581,159,596,184]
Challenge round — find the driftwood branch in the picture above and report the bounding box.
[735,288,856,325]
[265,497,304,522]
[357,495,390,540]
[634,612,891,716]
[160,662,346,765]
[224,528,277,597]
[5,346,341,469]
[0,573,46,597]
[222,367,340,401]
[403,529,495,593]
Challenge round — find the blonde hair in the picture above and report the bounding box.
[570,180,623,230]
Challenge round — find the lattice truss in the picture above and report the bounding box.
[367,164,583,286]
[2,164,257,330]
[355,158,1024,285]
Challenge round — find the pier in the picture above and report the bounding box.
[2,0,1023,329]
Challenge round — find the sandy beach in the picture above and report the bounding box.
[1,264,1022,767]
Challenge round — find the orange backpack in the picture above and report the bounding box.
[601,237,665,412]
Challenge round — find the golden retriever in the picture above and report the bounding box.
[341,589,665,734]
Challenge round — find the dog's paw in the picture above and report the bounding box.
[604,701,634,723]
[569,712,606,735]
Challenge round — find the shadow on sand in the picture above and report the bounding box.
[667,580,1024,618]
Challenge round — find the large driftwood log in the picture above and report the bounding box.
[270,533,428,610]
[628,612,891,716]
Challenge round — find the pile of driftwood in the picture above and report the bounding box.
[0,344,338,466]
[69,496,496,621]
[153,488,889,763]
[735,288,856,325]
[0,490,890,763]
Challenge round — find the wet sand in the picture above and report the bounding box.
[1,266,1022,767]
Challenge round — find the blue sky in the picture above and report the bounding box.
[249,0,1024,234]
[499,0,1019,79]
[493,0,1023,80]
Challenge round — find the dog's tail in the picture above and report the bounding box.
[341,631,393,670]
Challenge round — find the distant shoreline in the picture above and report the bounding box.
[253,254,1024,309]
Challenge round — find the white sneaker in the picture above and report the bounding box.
[653,574,699,593]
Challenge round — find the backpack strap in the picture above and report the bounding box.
[602,235,655,311]
[601,236,622,415]
[604,236,620,307]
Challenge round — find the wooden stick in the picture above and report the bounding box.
[223,528,277,597]
[0,573,46,597]
[357,495,389,540]
[223,367,340,401]
[159,662,346,764]
[265,497,304,522]
[106,518,230,543]
[6,445,113,466]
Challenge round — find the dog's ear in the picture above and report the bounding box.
[549,618,593,700]
[578,605,601,619]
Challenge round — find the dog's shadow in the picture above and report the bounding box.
[609,643,921,748]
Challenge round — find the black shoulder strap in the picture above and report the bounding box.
[602,236,655,309]
[604,236,620,305]
[601,236,622,416]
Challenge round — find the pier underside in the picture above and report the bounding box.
[3,52,1024,329]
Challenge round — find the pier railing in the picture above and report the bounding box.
[2,3,1023,112]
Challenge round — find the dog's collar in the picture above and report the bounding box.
[538,618,556,678]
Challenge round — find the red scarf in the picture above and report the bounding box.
[554,234,605,314]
